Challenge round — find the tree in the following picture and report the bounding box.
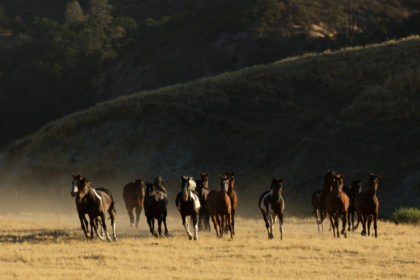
[65,0,87,24]
[89,0,113,29]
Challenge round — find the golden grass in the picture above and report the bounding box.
[0,214,419,280]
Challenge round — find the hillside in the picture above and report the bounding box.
[1,0,420,150]
[1,37,420,217]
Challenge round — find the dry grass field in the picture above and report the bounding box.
[0,213,418,280]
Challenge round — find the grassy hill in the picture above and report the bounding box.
[1,36,419,217]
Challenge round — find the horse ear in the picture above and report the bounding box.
[231,172,234,177]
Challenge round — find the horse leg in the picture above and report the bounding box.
[354,212,360,230]
[158,218,163,237]
[127,205,134,227]
[220,215,225,238]
[101,213,112,242]
[182,214,193,240]
[347,211,351,232]
[205,212,211,231]
[192,212,199,240]
[342,212,348,238]
[360,214,367,236]
[315,209,320,232]
[147,216,155,236]
[335,215,340,238]
[367,215,372,236]
[373,212,378,238]
[110,209,117,241]
[231,209,236,236]
[329,214,336,238]
[198,211,204,232]
[268,212,274,239]
[135,206,142,229]
[79,213,89,238]
[279,214,284,240]
[210,215,219,237]
[262,212,271,239]
[163,210,169,236]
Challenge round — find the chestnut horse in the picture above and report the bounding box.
[259,178,285,239]
[123,178,145,228]
[311,170,335,231]
[343,180,362,231]
[206,175,233,238]
[325,173,350,238]
[196,172,211,231]
[226,172,238,235]
[355,174,379,237]
[71,173,117,241]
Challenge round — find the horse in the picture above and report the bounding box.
[195,172,211,231]
[343,180,362,231]
[71,173,117,241]
[259,178,285,239]
[144,177,169,237]
[123,178,145,228]
[354,174,379,237]
[225,171,238,235]
[311,170,335,231]
[175,176,201,240]
[206,175,233,238]
[325,173,350,238]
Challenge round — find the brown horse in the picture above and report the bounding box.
[259,178,285,239]
[355,173,380,237]
[325,173,350,238]
[226,171,238,235]
[311,170,335,231]
[123,178,145,228]
[196,172,211,231]
[206,175,233,238]
[71,173,117,241]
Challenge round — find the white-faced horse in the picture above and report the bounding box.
[175,176,201,240]
[259,178,285,239]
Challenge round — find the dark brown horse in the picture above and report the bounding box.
[123,178,145,228]
[325,173,350,238]
[71,173,117,241]
[342,180,362,231]
[226,171,238,235]
[196,172,211,231]
[144,177,168,237]
[259,178,285,239]
[311,170,335,231]
[355,173,380,237]
[206,175,233,238]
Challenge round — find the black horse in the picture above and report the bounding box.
[144,176,169,237]
[195,172,211,232]
[175,176,201,240]
[343,180,362,231]
[71,173,117,241]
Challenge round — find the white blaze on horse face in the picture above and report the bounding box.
[222,180,229,192]
[72,180,79,194]
[182,182,189,201]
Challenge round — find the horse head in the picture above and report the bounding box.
[71,173,87,197]
[332,174,344,198]
[181,176,194,202]
[351,180,362,196]
[219,175,229,193]
[200,172,209,188]
[226,171,235,192]
[271,178,283,200]
[323,170,335,192]
[368,173,379,193]
[135,178,145,190]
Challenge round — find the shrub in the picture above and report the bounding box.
[391,207,420,224]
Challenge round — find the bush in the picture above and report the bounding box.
[391,207,420,224]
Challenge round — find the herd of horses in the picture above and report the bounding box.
[70,170,379,242]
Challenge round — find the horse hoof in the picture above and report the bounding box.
[194,237,198,241]
[188,236,192,240]
[361,231,366,236]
